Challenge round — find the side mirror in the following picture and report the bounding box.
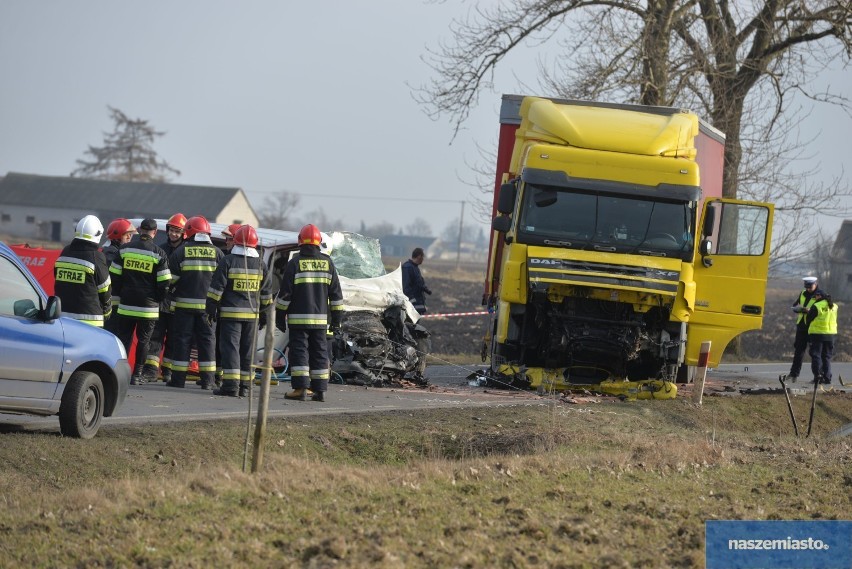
[492,216,511,233]
[497,182,517,214]
[45,296,62,321]
[700,239,713,267]
[702,206,716,237]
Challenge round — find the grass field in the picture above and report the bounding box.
[1,393,850,568]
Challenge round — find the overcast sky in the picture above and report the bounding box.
[1,1,849,240]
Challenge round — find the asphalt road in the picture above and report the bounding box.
[1,361,849,436]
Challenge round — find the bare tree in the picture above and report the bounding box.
[405,217,434,236]
[416,1,852,262]
[257,191,301,230]
[358,221,397,239]
[72,106,180,182]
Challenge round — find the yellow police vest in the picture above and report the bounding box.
[796,290,817,325]
[808,300,838,335]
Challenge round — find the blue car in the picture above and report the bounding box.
[0,241,130,438]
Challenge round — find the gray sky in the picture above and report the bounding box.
[1,1,849,239]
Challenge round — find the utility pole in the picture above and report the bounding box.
[456,201,465,269]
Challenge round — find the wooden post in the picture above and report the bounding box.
[251,304,275,473]
[692,341,711,405]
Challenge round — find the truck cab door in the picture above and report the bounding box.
[686,198,774,367]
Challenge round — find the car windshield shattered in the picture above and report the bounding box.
[325,232,431,387]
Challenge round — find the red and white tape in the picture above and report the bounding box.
[420,311,489,319]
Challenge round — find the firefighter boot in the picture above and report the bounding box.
[161,368,172,383]
[285,388,309,401]
[166,371,186,388]
[238,382,250,397]
[140,364,159,384]
[199,372,215,391]
[213,380,239,397]
[130,367,147,385]
[310,379,327,402]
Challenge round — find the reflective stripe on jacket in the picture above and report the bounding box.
[54,239,111,326]
[169,235,223,311]
[275,245,344,329]
[206,252,274,321]
[110,234,171,319]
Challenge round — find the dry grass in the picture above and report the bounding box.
[1,395,850,567]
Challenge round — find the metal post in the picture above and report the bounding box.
[692,341,711,405]
[251,304,276,472]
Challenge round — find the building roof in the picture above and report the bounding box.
[0,172,251,221]
[831,220,852,262]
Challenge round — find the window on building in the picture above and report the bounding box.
[0,214,9,223]
[847,273,852,284]
[25,216,35,224]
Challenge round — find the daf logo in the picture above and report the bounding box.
[530,258,562,266]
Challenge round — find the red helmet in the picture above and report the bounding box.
[184,216,211,239]
[106,218,135,241]
[298,224,322,246]
[167,213,187,231]
[234,224,258,248]
[222,223,242,239]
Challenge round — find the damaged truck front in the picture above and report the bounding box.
[483,95,774,394]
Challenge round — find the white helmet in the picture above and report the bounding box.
[319,231,333,255]
[75,215,105,244]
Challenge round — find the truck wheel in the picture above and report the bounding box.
[59,371,104,439]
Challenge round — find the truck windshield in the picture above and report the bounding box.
[516,184,694,259]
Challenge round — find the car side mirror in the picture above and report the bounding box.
[492,216,511,233]
[44,296,62,321]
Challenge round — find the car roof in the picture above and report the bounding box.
[127,218,301,249]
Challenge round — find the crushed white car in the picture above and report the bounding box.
[132,220,430,387]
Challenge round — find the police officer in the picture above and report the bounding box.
[787,276,819,382]
[54,215,112,327]
[402,247,431,315]
[806,290,839,385]
[102,218,136,334]
[143,213,187,382]
[206,225,274,397]
[110,218,171,385]
[164,216,224,389]
[275,224,344,402]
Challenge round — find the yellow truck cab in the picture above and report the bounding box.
[484,95,774,394]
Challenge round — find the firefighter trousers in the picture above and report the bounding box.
[170,310,216,387]
[115,316,157,376]
[218,319,256,391]
[288,327,330,393]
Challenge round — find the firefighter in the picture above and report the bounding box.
[54,215,112,327]
[110,218,171,385]
[102,218,136,334]
[143,212,187,382]
[215,223,244,384]
[206,224,274,397]
[787,276,820,381]
[166,216,223,389]
[275,223,344,402]
[221,223,242,252]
